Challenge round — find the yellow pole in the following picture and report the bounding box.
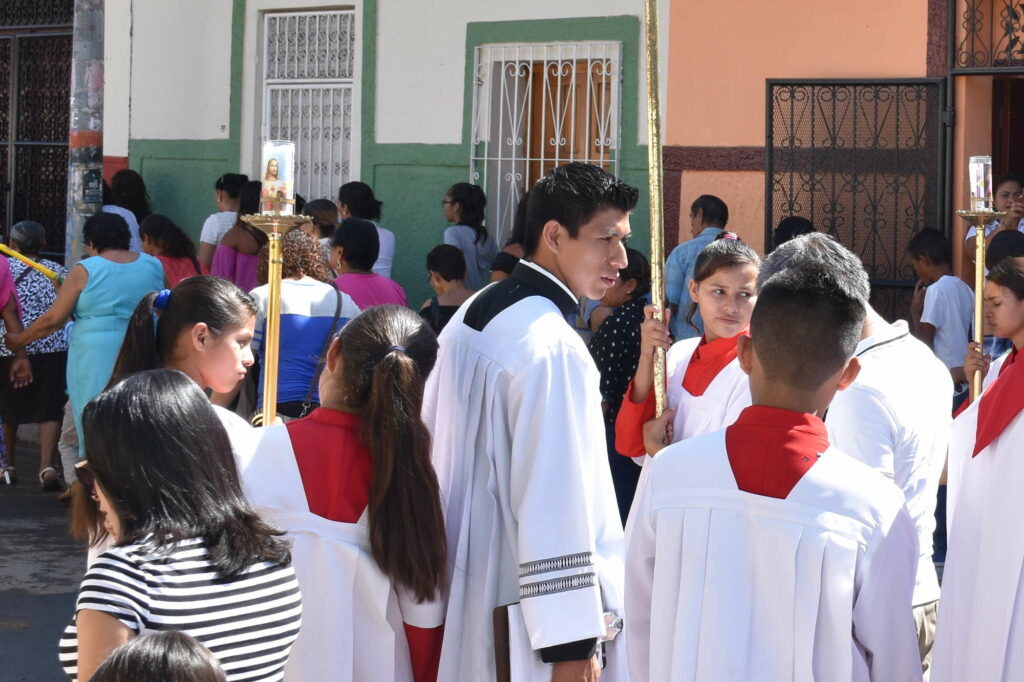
[262,230,284,424]
[0,244,62,283]
[971,219,986,402]
[643,0,667,417]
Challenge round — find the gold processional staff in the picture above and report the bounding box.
[644,0,668,416]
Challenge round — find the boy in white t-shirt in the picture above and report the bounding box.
[909,228,974,400]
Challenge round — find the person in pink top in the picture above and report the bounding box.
[139,215,208,288]
[210,181,266,293]
[331,218,407,310]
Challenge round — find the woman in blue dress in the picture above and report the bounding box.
[6,212,164,447]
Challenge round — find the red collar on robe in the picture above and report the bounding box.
[999,346,1019,377]
[682,330,747,397]
[725,405,830,499]
[285,407,372,522]
[974,348,1024,457]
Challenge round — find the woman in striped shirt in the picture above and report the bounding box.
[59,370,301,681]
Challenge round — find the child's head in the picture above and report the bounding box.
[994,172,1024,212]
[139,214,197,260]
[90,631,226,682]
[426,244,468,289]
[986,229,1024,271]
[600,247,650,307]
[906,228,952,282]
[110,276,257,393]
[985,256,1024,344]
[332,218,380,273]
[321,305,446,602]
[687,234,761,341]
[741,263,865,409]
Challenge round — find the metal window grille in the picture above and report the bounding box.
[766,79,947,321]
[470,42,622,245]
[262,10,355,201]
[954,0,1024,72]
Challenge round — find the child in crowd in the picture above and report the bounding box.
[933,256,1024,681]
[237,306,445,682]
[90,632,226,682]
[420,244,472,335]
[962,171,1024,266]
[909,228,974,403]
[332,218,407,309]
[139,214,207,287]
[616,235,759,457]
[626,263,920,681]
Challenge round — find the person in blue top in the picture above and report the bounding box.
[664,194,728,339]
[442,182,499,291]
[6,212,164,450]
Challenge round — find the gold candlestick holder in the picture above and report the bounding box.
[242,203,312,425]
[955,208,1005,403]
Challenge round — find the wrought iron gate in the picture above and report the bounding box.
[765,79,948,321]
[0,1,72,259]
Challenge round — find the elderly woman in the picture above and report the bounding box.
[6,213,164,451]
[0,221,68,489]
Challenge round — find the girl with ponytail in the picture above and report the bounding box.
[73,276,259,551]
[237,305,446,682]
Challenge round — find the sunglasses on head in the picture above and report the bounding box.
[74,460,96,498]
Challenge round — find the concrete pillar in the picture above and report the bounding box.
[64,0,104,266]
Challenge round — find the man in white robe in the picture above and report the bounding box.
[757,234,951,676]
[626,263,922,682]
[931,353,1024,682]
[424,163,636,681]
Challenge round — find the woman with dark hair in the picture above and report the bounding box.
[91,632,227,682]
[109,169,152,224]
[298,198,339,267]
[0,221,67,489]
[338,181,395,278]
[420,244,472,334]
[139,214,207,287]
[239,305,444,681]
[587,248,651,522]
[332,218,407,309]
[441,182,499,290]
[489,190,528,283]
[58,370,301,681]
[199,173,249,268]
[101,181,141,253]
[211,181,267,292]
[6,213,163,451]
[251,230,359,420]
[772,215,815,250]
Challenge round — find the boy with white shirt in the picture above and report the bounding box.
[758,233,951,679]
[908,228,973,402]
[628,262,921,682]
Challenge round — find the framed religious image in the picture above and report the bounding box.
[260,140,296,215]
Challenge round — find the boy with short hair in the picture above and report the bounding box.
[626,263,921,682]
[908,228,974,392]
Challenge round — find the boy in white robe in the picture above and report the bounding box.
[424,163,636,682]
[757,234,951,677]
[626,263,922,682]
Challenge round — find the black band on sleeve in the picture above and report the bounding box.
[538,637,599,663]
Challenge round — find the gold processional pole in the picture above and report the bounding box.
[958,155,1003,403]
[242,200,310,425]
[643,0,668,417]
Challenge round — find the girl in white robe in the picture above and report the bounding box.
[237,305,447,682]
[933,257,1024,682]
[616,235,760,457]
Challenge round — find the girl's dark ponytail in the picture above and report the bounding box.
[108,292,162,387]
[337,305,446,602]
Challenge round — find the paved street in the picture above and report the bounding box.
[0,444,83,681]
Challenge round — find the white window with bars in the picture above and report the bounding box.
[261,9,355,201]
[470,42,622,245]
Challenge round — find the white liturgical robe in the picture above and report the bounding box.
[931,356,1024,682]
[424,261,626,681]
[626,410,921,682]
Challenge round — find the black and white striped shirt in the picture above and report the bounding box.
[59,537,302,681]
